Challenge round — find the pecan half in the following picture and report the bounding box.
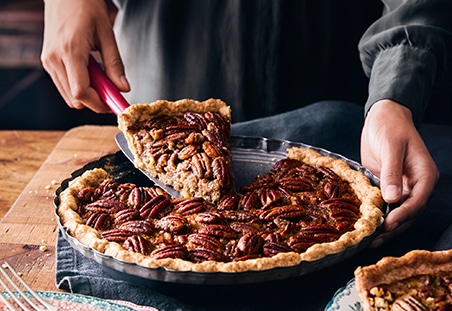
[151,244,188,260]
[212,157,234,189]
[118,220,154,235]
[123,235,151,255]
[187,247,230,263]
[114,208,140,225]
[128,186,152,207]
[187,233,223,251]
[156,215,188,233]
[85,199,127,214]
[195,212,225,224]
[139,195,171,219]
[236,232,265,255]
[85,212,110,230]
[259,205,306,221]
[198,224,238,239]
[173,197,206,215]
[102,229,135,243]
[217,194,240,210]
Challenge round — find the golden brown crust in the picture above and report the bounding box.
[354,249,452,311]
[58,146,384,273]
[118,98,231,133]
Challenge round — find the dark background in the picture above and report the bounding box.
[0,0,450,130]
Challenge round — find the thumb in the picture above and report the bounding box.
[379,144,404,204]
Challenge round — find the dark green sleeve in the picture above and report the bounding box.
[359,0,452,123]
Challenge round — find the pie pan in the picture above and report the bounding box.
[54,135,387,285]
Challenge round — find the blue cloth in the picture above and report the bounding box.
[56,101,452,311]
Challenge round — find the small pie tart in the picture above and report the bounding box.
[354,249,452,311]
[57,133,384,272]
[118,98,234,203]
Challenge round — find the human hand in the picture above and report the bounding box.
[41,0,130,113]
[360,99,439,247]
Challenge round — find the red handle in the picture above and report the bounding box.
[88,55,130,115]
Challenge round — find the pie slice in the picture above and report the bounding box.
[354,249,452,311]
[118,98,234,203]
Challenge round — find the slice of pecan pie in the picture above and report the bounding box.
[117,98,234,203]
[355,249,452,311]
[57,143,384,273]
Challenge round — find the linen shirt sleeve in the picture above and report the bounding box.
[359,0,452,123]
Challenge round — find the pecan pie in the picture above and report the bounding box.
[355,249,452,311]
[117,98,234,203]
[57,141,384,273]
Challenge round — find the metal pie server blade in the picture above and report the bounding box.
[115,133,182,198]
[88,54,181,198]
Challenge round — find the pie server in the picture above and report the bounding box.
[87,55,182,198]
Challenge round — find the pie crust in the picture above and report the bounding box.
[57,131,384,273]
[355,249,452,311]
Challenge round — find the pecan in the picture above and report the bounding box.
[85,212,110,230]
[191,152,212,179]
[184,132,205,145]
[238,191,261,210]
[323,180,341,198]
[123,235,151,255]
[198,224,238,239]
[184,112,208,129]
[259,188,282,208]
[212,157,234,189]
[221,210,256,223]
[236,232,264,255]
[187,247,230,263]
[178,144,198,160]
[85,199,128,214]
[128,187,152,207]
[165,124,197,134]
[195,212,225,224]
[217,194,240,210]
[202,141,222,158]
[259,205,306,221]
[156,215,188,233]
[102,229,135,243]
[77,187,96,203]
[151,244,188,260]
[173,197,206,215]
[320,198,360,214]
[317,167,340,180]
[263,240,293,257]
[278,177,314,192]
[114,208,140,225]
[202,129,225,150]
[118,220,154,235]
[139,195,171,219]
[187,233,223,251]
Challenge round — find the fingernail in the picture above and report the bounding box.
[120,75,130,90]
[384,185,400,202]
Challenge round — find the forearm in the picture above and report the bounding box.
[359,0,452,124]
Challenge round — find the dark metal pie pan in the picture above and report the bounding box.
[54,136,387,285]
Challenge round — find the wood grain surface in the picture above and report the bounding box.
[0,125,119,291]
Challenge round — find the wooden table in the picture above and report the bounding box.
[0,126,119,291]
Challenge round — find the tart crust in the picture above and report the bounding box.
[57,145,384,273]
[355,249,452,311]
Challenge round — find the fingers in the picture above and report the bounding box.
[40,0,126,113]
